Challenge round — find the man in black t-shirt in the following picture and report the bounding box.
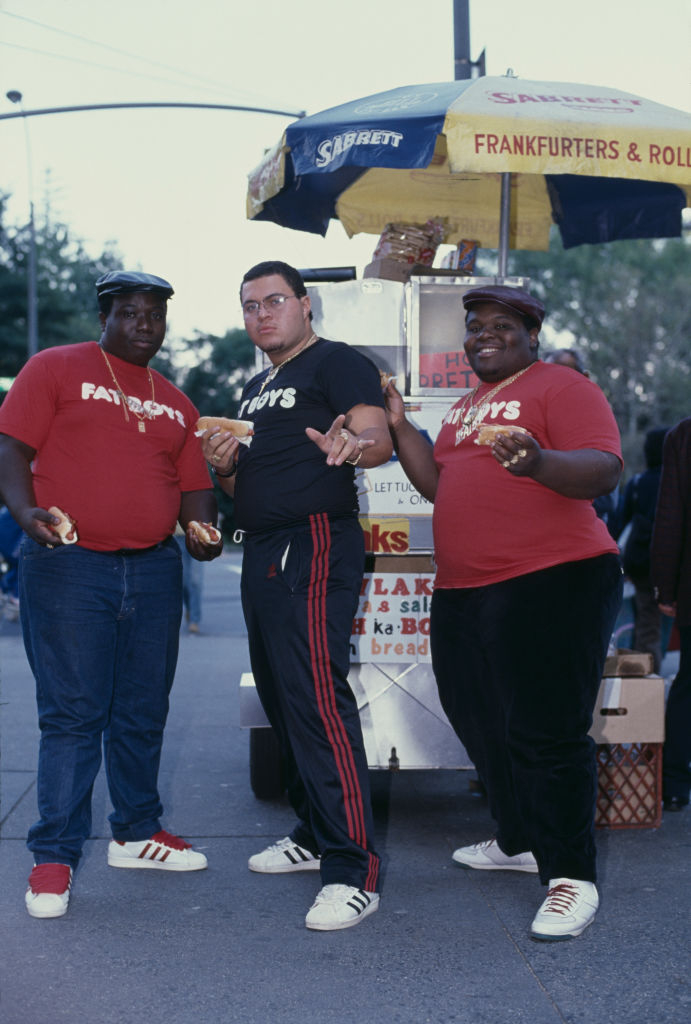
[200,261,392,931]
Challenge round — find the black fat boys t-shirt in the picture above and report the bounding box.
[233,339,385,533]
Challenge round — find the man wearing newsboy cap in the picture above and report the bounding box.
[384,283,623,941]
[0,271,222,919]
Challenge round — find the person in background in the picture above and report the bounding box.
[613,427,669,672]
[201,260,392,931]
[651,418,691,812]
[174,525,205,633]
[0,504,22,620]
[385,285,623,942]
[0,271,221,919]
[543,348,589,376]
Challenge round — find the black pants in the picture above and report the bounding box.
[431,554,622,885]
[241,514,380,892]
[664,625,691,803]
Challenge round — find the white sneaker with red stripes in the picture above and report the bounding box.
[107,829,208,871]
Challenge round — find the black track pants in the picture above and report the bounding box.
[241,514,380,892]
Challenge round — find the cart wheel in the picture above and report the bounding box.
[249,727,286,800]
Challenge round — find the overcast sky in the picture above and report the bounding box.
[2,0,690,341]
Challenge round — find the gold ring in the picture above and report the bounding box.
[518,448,527,458]
[212,455,221,462]
[502,460,510,468]
[511,455,519,465]
[47,543,55,550]
[338,429,349,442]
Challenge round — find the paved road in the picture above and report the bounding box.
[0,551,689,1024]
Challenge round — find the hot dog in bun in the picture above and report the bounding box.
[475,424,531,446]
[196,417,253,438]
[48,506,78,544]
[188,520,222,545]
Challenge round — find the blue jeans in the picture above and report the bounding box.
[19,536,182,868]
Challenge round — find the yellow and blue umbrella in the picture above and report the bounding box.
[247,76,691,260]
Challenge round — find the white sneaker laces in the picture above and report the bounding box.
[541,881,580,915]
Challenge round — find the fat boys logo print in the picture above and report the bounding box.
[81,380,188,427]
[237,386,295,419]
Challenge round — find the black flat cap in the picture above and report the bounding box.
[95,271,174,299]
[463,285,544,328]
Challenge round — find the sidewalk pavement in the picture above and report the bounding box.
[0,551,689,1024]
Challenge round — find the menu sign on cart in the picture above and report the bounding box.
[350,571,435,664]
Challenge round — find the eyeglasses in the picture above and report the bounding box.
[241,294,299,317]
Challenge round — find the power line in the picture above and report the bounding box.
[0,10,237,93]
[0,10,301,112]
[0,40,238,96]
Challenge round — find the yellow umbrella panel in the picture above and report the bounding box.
[444,79,691,185]
[335,140,553,250]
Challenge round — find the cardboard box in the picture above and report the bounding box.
[595,742,662,829]
[589,675,665,744]
[603,648,655,677]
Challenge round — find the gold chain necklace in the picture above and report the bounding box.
[454,363,534,445]
[257,333,318,396]
[100,346,156,433]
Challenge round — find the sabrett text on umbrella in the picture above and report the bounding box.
[316,130,404,168]
[489,92,643,108]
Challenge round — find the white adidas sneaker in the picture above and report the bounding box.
[305,884,379,931]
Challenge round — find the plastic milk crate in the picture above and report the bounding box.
[589,673,665,829]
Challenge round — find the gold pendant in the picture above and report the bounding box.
[138,421,146,433]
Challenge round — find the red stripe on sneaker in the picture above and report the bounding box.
[139,843,153,859]
[307,514,367,849]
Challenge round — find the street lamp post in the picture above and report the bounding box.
[6,90,39,359]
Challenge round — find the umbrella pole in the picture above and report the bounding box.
[498,172,511,279]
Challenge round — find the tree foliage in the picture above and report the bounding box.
[479,232,691,475]
[0,191,256,400]
[175,329,257,413]
[0,194,123,377]
[174,329,257,535]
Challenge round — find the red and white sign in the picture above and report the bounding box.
[350,572,435,663]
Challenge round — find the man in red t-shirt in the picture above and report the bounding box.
[0,271,222,919]
[385,284,623,943]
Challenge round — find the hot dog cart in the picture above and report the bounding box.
[240,271,529,797]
